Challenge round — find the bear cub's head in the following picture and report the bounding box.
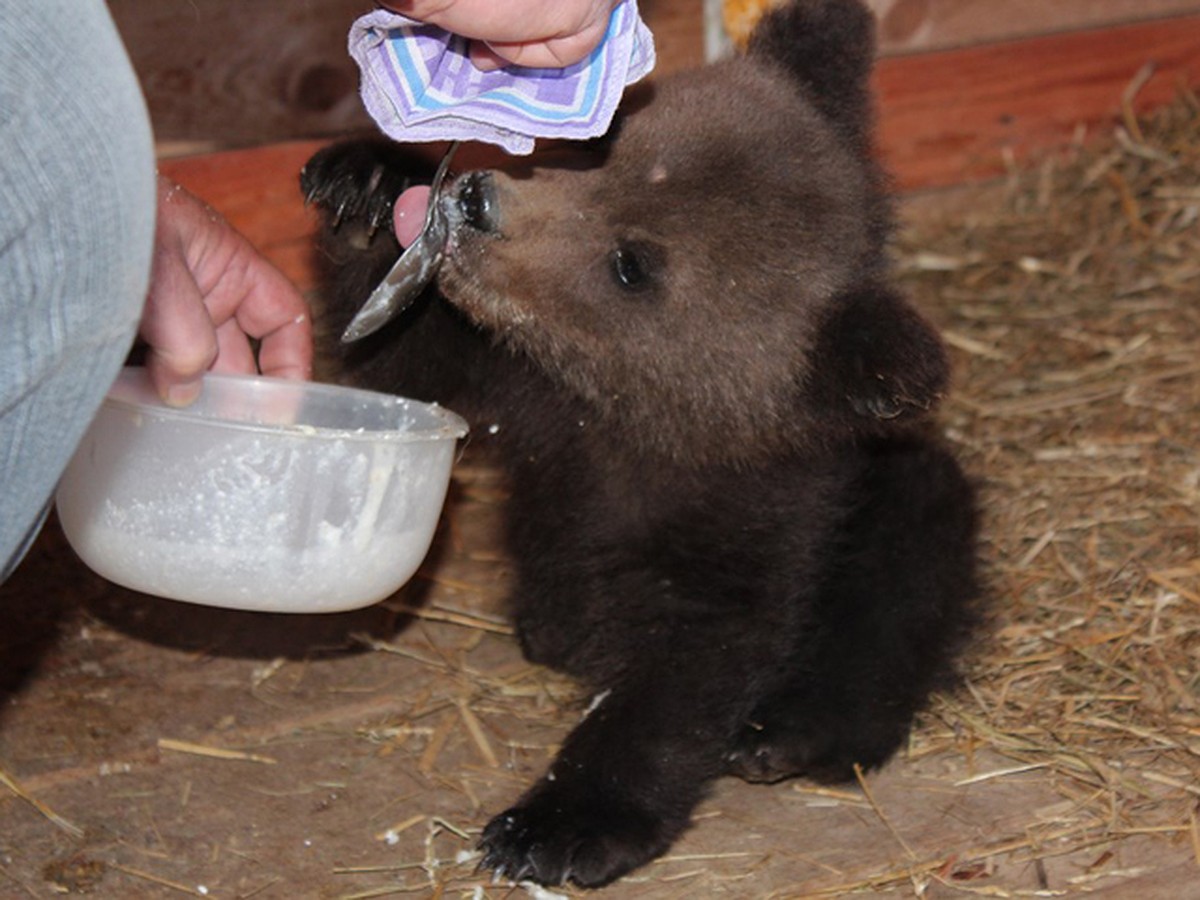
[437,0,948,465]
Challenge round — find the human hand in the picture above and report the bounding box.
[140,177,313,406]
[380,0,621,70]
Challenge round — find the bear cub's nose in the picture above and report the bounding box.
[457,172,500,234]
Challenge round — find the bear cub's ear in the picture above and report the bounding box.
[805,286,949,426]
[747,0,877,152]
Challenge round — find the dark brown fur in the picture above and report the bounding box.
[301,0,980,887]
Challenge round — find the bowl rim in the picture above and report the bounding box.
[104,367,469,444]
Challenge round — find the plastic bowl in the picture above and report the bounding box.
[56,368,467,613]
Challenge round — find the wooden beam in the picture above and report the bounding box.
[875,13,1200,188]
[868,0,1200,55]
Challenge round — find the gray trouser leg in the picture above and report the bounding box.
[1,0,155,581]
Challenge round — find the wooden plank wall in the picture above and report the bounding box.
[109,0,706,155]
[115,0,1200,150]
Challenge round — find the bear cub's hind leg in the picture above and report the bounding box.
[728,440,979,785]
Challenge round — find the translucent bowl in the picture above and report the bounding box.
[56,368,467,613]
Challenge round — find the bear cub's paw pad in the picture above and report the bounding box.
[727,719,825,784]
[478,788,670,888]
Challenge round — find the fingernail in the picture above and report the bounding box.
[164,381,201,407]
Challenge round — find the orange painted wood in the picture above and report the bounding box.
[868,0,1200,55]
[875,13,1200,188]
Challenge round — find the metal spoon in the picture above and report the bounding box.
[341,141,460,343]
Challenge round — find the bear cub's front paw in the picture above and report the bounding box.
[300,140,433,234]
[478,781,675,888]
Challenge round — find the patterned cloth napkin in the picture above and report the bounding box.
[349,1,656,155]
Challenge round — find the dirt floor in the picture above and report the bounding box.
[3,106,1200,898]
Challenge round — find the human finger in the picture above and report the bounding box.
[140,244,219,406]
[380,0,616,66]
[211,317,258,376]
[478,27,609,69]
[225,265,314,382]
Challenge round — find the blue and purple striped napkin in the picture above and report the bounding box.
[349,1,656,155]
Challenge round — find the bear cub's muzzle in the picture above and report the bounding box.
[452,171,500,236]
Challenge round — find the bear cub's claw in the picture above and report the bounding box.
[478,782,674,888]
[300,141,433,236]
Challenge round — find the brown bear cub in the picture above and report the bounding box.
[301,0,979,888]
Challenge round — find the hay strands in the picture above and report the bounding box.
[0,763,85,839]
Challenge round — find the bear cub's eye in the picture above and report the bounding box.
[610,243,658,293]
